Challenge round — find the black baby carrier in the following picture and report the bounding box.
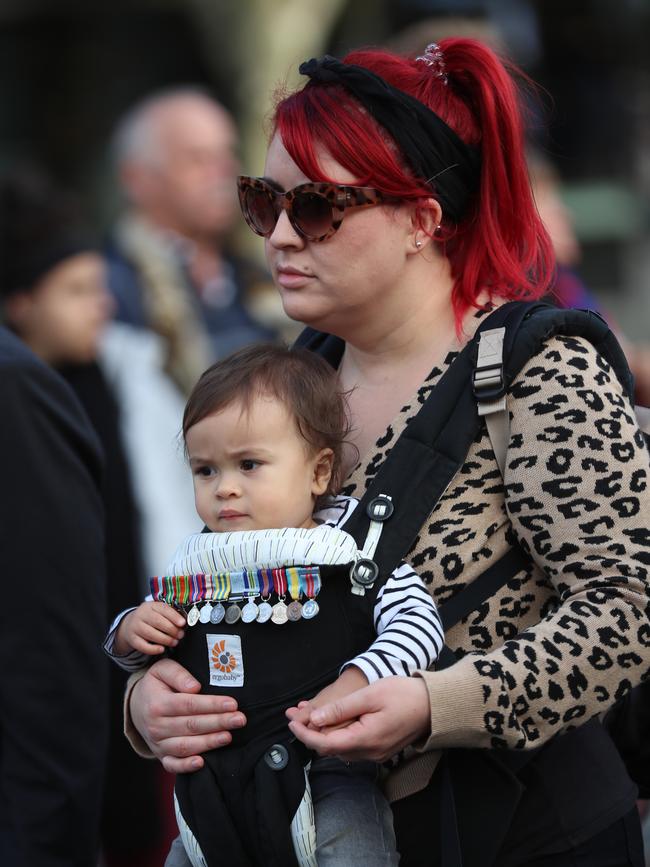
[154,511,395,866]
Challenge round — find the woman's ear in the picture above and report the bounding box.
[409,198,443,253]
[311,448,334,497]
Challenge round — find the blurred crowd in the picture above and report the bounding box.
[1,74,649,866]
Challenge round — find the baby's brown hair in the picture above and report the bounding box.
[183,343,353,496]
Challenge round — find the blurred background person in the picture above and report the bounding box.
[102,88,286,584]
[106,86,279,396]
[0,164,178,867]
[0,168,108,867]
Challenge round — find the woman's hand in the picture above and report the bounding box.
[286,676,430,763]
[130,658,247,773]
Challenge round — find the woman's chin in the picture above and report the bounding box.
[280,293,339,332]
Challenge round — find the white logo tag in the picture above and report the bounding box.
[206,634,244,687]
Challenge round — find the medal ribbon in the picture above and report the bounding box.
[242,568,260,598]
[287,566,301,601]
[259,568,271,598]
[230,569,247,601]
[300,566,321,600]
[211,572,231,601]
[272,568,287,599]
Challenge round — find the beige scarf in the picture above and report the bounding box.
[114,213,213,395]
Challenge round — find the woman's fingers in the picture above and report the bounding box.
[130,659,248,769]
[161,754,205,774]
[147,657,202,692]
[285,702,313,727]
[148,704,246,741]
[288,717,370,761]
[288,677,431,763]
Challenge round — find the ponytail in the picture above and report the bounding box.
[435,38,554,317]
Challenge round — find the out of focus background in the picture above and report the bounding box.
[0,0,650,338]
[1,1,649,865]
[1,0,650,334]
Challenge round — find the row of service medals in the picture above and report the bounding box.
[149,566,322,627]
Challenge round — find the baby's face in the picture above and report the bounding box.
[185,394,331,532]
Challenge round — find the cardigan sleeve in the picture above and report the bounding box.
[417,334,650,752]
[123,669,156,758]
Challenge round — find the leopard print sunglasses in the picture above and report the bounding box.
[237,175,392,242]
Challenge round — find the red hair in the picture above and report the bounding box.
[273,39,554,328]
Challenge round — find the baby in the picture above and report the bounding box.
[106,344,443,867]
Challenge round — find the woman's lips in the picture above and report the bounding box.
[276,268,313,289]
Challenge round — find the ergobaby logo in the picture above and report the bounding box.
[206,634,244,687]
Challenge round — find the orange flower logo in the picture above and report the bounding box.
[211,639,238,673]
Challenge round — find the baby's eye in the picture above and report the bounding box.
[193,465,214,478]
[240,459,260,472]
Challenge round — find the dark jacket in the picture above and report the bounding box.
[0,327,108,867]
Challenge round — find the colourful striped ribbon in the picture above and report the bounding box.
[149,567,320,605]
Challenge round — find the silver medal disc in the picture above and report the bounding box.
[271,600,288,625]
[257,601,273,623]
[241,600,259,623]
[302,599,320,619]
[210,602,226,624]
[187,605,200,627]
[287,600,303,622]
[199,602,213,624]
[225,603,241,625]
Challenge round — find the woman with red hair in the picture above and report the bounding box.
[127,39,648,866]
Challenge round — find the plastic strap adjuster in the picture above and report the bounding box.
[473,327,506,413]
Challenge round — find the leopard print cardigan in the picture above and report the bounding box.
[341,325,650,802]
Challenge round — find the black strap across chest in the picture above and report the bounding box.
[296,301,636,628]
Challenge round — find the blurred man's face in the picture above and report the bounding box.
[128,98,240,239]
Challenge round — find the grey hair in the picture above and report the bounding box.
[110,86,226,169]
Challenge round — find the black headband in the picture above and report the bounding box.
[298,55,481,222]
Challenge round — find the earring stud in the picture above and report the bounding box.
[416,240,422,248]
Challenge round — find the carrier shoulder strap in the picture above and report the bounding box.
[474,302,650,476]
[296,308,513,577]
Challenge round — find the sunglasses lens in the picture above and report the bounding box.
[292,192,333,239]
[242,187,278,236]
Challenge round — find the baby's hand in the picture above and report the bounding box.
[286,667,370,732]
[114,602,186,656]
[289,700,318,730]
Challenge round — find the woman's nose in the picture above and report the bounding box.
[267,208,305,250]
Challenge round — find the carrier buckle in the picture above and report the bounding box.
[473,327,507,412]
[264,744,289,771]
[366,495,394,521]
[350,558,379,595]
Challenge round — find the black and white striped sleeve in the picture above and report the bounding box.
[102,604,151,673]
[342,562,444,682]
